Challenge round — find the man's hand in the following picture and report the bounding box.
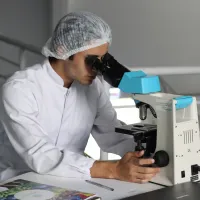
[90,151,160,183]
[114,151,160,183]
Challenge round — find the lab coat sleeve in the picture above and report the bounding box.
[0,82,95,178]
[91,82,135,157]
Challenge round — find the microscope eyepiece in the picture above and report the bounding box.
[85,53,129,87]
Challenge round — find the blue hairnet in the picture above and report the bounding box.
[42,11,112,60]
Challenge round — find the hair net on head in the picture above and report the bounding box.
[42,11,112,60]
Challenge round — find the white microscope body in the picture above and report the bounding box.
[133,92,200,186]
[85,52,200,186]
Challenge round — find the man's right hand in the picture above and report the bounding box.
[114,151,160,183]
[90,151,160,183]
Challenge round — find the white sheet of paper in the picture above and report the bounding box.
[14,190,55,200]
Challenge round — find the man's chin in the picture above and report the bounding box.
[79,78,94,85]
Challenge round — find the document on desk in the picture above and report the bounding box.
[0,179,100,200]
[7,172,164,200]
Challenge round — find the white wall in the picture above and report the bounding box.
[0,0,51,76]
[51,0,69,31]
[67,0,200,67]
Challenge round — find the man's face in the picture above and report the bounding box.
[65,43,109,85]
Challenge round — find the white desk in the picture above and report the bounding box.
[1,172,163,200]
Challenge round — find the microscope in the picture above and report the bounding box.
[85,53,200,186]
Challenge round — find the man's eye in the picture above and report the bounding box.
[85,56,98,66]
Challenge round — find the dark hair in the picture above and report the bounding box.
[48,57,58,63]
[48,55,74,63]
[69,55,74,60]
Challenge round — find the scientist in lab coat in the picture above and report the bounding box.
[0,11,160,182]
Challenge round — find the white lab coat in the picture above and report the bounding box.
[0,59,134,182]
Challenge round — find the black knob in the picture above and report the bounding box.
[153,150,169,167]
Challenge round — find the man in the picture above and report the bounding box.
[0,11,160,182]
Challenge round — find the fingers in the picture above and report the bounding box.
[119,151,161,183]
[125,151,144,159]
[132,157,154,167]
[137,166,160,174]
[138,158,155,165]
[134,150,144,158]
[132,178,149,184]
[135,172,156,181]
[129,171,158,183]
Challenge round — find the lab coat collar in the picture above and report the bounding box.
[44,59,65,86]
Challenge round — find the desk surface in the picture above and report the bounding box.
[120,181,200,200]
[1,172,163,200]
